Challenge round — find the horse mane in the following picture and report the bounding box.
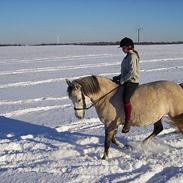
[74,75,101,96]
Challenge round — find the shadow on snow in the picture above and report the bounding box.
[0,116,105,158]
[0,116,129,159]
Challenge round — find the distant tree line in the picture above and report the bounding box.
[0,44,24,47]
[1,41,183,47]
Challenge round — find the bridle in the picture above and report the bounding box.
[74,91,87,111]
[74,85,122,111]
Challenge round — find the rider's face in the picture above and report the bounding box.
[122,46,129,53]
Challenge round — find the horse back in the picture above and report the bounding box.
[130,80,183,126]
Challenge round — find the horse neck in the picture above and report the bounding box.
[89,76,118,102]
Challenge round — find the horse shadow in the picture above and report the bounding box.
[0,116,59,140]
[0,116,108,158]
[0,116,128,158]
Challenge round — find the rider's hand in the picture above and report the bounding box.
[112,76,119,81]
[112,75,121,84]
[113,75,120,81]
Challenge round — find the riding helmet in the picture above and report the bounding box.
[119,37,134,48]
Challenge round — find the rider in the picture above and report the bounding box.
[113,37,140,133]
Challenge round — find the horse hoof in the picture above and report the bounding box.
[101,156,105,160]
[122,128,130,133]
[101,155,108,160]
[142,140,150,146]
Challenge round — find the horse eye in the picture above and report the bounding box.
[78,99,82,102]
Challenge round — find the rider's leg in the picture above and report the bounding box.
[122,82,139,133]
[122,102,132,133]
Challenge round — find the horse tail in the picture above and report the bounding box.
[172,83,183,132]
[179,83,183,89]
[170,83,183,132]
[170,113,183,133]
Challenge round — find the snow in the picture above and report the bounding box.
[0,44,183,182]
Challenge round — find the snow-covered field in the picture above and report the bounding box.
[0,45,183,183]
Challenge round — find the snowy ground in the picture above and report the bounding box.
[0,45,183,183]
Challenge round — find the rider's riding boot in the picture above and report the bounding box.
[122,102,132,133]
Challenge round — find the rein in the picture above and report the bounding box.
[74,84,122,111]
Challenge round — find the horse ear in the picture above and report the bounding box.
[75,82,82,90]
[65,79,74,87]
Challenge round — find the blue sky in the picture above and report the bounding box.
[0,0,183,44]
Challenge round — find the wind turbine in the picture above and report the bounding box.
[137,27,143,43]
[56,35,61,44]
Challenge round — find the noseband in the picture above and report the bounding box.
[74,91,87,111]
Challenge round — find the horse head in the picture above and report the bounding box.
[66,79,86,119]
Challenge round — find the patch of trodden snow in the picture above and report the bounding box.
[0,45,183,182]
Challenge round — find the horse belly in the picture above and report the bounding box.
[131,109,164,127]
[131,86,169,126]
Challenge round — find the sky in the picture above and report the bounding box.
[0,0,183,44]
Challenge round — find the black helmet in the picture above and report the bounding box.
[119,37,134,48]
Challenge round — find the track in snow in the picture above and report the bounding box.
[0,45,183,182]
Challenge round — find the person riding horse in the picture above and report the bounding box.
[113,37,140,133]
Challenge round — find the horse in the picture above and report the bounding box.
[66,75,183,160]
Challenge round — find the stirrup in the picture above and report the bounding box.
[122,122,131,133]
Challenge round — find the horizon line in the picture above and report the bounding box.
[1,41,183,47]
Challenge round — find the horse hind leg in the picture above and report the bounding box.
[143,119,163,144]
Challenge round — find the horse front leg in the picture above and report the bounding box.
[112,128,124,149]
[102,128,114,160]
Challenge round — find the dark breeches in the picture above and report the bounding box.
[123,82,139,103]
